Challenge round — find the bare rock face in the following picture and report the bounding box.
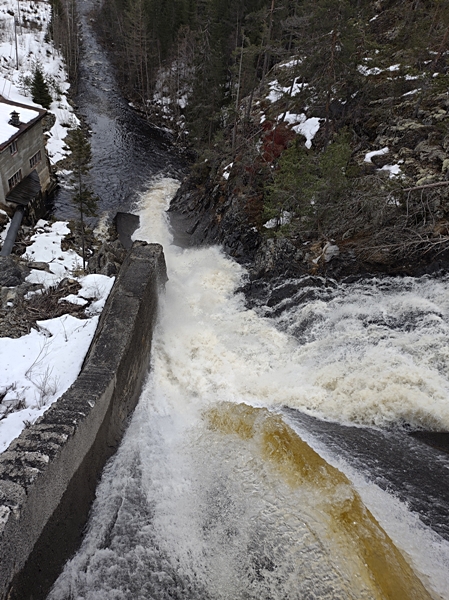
[114,213,140,249]
[253,238,306,279]
[390,120,430,149]
[169,183,261,265]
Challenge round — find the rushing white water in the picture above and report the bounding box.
[269,275,449,430]
[48,178,449,600]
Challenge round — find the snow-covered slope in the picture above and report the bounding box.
[0,218,115,453]
[0,0,78,165]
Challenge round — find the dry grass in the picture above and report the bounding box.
[0,280,89,339]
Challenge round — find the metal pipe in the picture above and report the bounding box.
[0,205,25,256]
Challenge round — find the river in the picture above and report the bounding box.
[53,0,185,221]
[47,1,449,598]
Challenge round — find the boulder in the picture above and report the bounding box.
[87,240,127,276]
[1,283,28,308]
[1,287,19,307]
[414,141,446,164]
[0,257,30,287]
[27,262,50,272]
[371,153,392,168]
[391,120,429,149]
[323,242,340,262]
[442,159,449,174]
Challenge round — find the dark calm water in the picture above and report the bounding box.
[53,0,185,221]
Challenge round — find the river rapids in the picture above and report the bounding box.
[46,0,449,594]
[47,178,449,600]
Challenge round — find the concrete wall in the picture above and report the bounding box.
[0,241,167,600]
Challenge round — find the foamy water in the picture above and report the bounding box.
[132,178,449,431]
[271,274,449,429]
[48,178,449,600]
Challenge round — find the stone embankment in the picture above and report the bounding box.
[0,241,167,600]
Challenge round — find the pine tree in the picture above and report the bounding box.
[124,0,152,103]
[65,128,98,271]
[31,66,53,109]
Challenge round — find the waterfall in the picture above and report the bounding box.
[48,178,449,600]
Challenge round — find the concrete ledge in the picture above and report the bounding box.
[0,241,167,600]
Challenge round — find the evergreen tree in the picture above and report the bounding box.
[65,128,98,271]
[124,0,152,103]
[286,0,365,144]
[264,130,353,235]
[31,66,53,109]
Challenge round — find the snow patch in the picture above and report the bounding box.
[0,314,99,452]
[264,211,292,229]
[364,147,389,163]
[78,274,115,316]
[282,112,321,149]
[381,164,402,178]
[358,65,383,76]
[1,222,114,452]
[266,78,307,103]
[222,162,234,181]
[0,0,79,166]
[24,220,81,287]
[278,58,302,69]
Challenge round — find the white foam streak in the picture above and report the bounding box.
[274,279,449,428]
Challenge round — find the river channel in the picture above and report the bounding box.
[53,0,185,220]
[47,1,449,598]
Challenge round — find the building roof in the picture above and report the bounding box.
[0,96,46,151]
[5,170,41,206]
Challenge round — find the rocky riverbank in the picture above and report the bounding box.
[168,66,449,291]
[89,0,449,292]
[0,215,127,336]
[169,171,449,286]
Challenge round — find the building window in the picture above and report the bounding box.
[8,169,22,190]
[9,141,18,155]
[30,150,42,168]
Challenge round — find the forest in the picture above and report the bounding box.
[51,0,449,276]
[93,0,449,141]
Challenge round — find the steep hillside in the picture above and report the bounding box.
[98,0,449,280]
[0,0,79,166]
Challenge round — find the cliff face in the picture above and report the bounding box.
[166,0,449,281]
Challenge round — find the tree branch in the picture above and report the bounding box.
[402,181,449,192]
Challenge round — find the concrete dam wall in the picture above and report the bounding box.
[0,241,167,600]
